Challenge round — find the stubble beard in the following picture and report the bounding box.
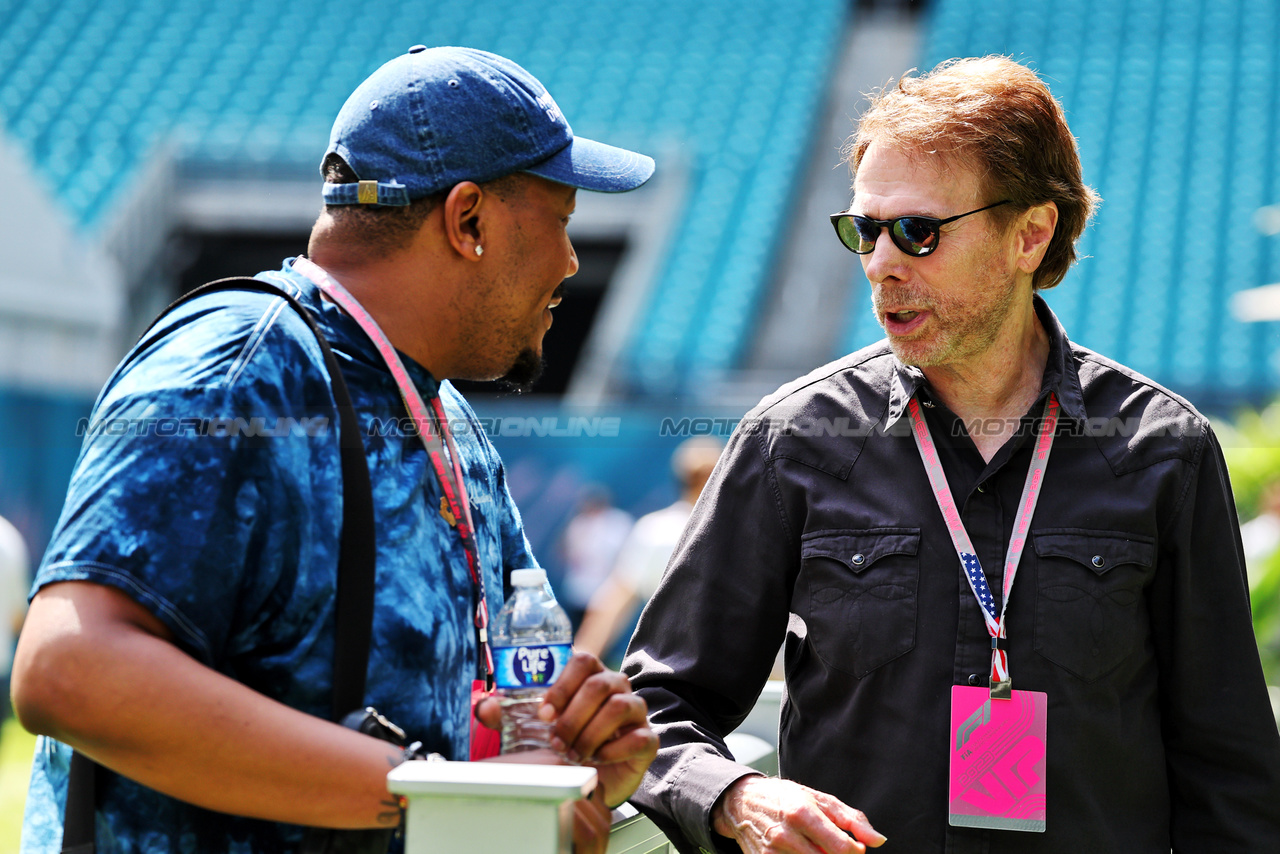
[876,265,1019,370]
[496,348,545,393]
[497,285,562,393]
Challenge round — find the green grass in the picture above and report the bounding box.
[0,717,36,851]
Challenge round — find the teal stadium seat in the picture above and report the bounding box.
[0,1,850,399]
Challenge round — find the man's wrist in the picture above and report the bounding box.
[398,740,446,766]
[389,744,446,830]
[711,774,760,838]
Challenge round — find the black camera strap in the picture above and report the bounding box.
[62,277,377,852]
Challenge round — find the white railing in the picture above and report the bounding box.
[393,681,785,853]
[389,762,597,854]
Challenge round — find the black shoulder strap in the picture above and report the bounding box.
[62,277,377,852]
[61,752,97,854]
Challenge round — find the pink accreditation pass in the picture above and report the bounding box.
[948,685,1047,832]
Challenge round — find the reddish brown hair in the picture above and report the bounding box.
[848,56,1100,290]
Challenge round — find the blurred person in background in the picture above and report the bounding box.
[1240,478,1280,587]
[1241,480,1280,702]
[11,46,658,854]
[557,484,633,628]
[575,437,723,664]
[0,513,29,734]
[625,56,1280,854]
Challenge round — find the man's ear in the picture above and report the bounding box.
[1015,201,1058,275]
[442,181,486,261]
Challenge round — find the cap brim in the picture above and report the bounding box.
[523,136,655,193]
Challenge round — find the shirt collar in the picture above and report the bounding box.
[1034,293,1086,424]
[885,361,929,426]
[883,293,1087,428]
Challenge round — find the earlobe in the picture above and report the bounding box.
[443,181,486,261]
[1018,202,1058,273]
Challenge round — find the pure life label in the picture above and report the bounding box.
[493,643,573,690]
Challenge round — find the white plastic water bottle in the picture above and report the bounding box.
[491,568,574,753]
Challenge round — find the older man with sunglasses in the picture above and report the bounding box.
[624,56,1280,854]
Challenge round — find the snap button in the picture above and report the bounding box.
[851,553,866,566]
[967,673,981,686]
[976,483,986,493]
[1091,555,1105,568]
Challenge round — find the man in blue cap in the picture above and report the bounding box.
[13,46,656,853]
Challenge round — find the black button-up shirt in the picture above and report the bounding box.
[625,298,1280,853]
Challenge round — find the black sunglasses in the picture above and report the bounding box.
[829,200,1011,257]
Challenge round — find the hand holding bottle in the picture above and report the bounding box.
[479,570,656,807]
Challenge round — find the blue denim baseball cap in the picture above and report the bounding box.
[323,45,655,205]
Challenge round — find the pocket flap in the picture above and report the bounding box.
[801,528,920,573]
[1032,530,1155,575]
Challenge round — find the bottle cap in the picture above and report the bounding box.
[511,568,548,587]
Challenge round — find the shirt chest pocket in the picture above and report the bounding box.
[799,528,920,678]
[1032,529,1156,682]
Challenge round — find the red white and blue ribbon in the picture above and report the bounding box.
[293,257,494,682]
[907,392,1059,697]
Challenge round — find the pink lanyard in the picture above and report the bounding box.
[293,257,494,682]
[907,392,1059,698]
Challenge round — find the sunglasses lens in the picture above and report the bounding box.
[845,217,879,253]
[893,218,939,255]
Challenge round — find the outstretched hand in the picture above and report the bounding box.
[712,776,887,854]
[476,651,657,807]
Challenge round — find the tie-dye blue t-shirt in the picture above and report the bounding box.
[22,260,535,853]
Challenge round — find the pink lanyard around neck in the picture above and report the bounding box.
[293,257,494,682]
[907,392,1059,698]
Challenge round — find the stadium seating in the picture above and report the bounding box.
[841,0,1280,407]
[0,0,849,396]
[628,2,847,392]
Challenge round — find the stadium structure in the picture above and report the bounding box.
[1,0,1279,563]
